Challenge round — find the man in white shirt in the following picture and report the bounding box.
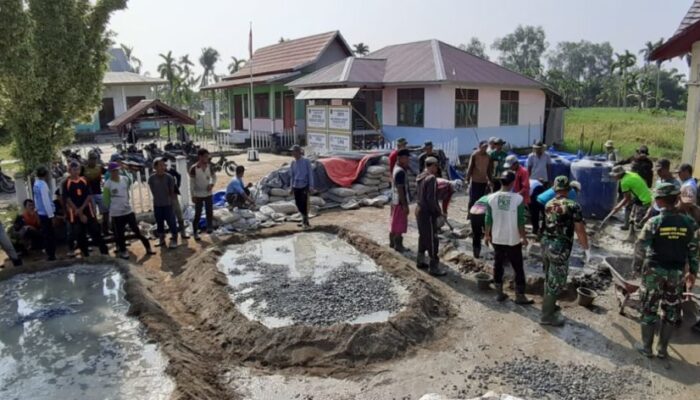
[526,141,552,185]
[484,171,534,304]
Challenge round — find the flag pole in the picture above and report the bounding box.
[247,21,258,161]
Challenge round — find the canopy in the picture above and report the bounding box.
[295,88,360,100]
[107,99,196,129]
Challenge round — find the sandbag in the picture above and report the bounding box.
[367,165,387,175]
[269,196,288,203]
[266,201,299,215]
[323,193,359,204]
[255,212,270,222]
[237,209,256,219]
[328,187,357,197]
[213,208,241,224]
[269,188,290,197]
[341,200,361,210]
[255,191,269,205]
[359,177,381,186]
[271,213,287,221]
[378,182,390,189]
[309,196,326,206]
[259,205,276,216]
[380,156,389,165]
[351,184,372,195]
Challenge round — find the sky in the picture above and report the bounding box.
[108,0,693,79]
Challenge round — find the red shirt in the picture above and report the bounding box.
[513,166,530,204]
[389,149,398,173]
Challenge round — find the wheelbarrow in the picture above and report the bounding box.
[602,257,641,316]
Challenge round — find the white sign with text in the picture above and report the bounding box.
[328,106,351,132]
[328,134,351,152]
[306,107,327,129]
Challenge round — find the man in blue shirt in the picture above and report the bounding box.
[226,165,254,209]
[289,145,315,228]
[32,166,56,261]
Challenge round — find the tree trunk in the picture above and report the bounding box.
[655,67,661,109]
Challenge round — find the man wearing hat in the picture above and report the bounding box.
[103,162,154,259]
[635,182,698,358]
[415,156,447,276]
[616,145,653,188]
[418,141,446,178]
[607,166,653,233]
[389,138,408,174]
[466,140,493,212]
[488,138,507,191]
[289,145,315,229]
[390,149,412,252]
[484,170,533,304]
[527,141,552,186]
[540,176,590,326]
[642,159,681,223]
[604,140,618,162]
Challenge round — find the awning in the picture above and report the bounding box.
[108,99,196,129]
[295,87,360,100]
[201,71,300,91]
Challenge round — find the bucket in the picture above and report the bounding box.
[577,287,598,307]
[475,272,491,291]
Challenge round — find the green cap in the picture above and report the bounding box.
[553,175,570,191]
[653,181,680,198]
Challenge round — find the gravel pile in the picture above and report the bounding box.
[232,259,402,326]
[468,356,649,400]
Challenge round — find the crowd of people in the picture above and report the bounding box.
[388,137,699,352]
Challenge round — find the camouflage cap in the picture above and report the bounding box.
[654,181,680,198]
[553,175,570,191]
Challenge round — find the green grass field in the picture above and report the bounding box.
[562,107,686,162]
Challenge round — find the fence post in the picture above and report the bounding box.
[176,155,191,208]
[14,173,29,207]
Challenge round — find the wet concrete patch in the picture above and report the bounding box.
[217,232,409,327]
[0,264,173,400]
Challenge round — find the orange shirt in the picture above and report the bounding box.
[22,210,40,229]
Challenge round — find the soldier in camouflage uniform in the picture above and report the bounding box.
[635,182,699,358]
[540,176,590,326]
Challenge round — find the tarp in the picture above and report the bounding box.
[318,154,377,187]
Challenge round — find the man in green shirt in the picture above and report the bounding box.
[607,166,653,232]
[488,138,507,191]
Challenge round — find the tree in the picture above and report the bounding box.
[546,40,613,106]
[492,25,547,78]
[611,50,637,109]
[353,43,370,56]
[179,54,194,80]
[120,43,142,73]
[640,38,664,108]
[199,47,220,87]
[228,56,246,74]
[278,37,289,43]
[459,37,489,60]
[157,51,182,101]
[0,0,127,173]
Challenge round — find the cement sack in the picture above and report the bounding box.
[254,212,270,222]
[359,177,381,186]
[213,208,241,225]
[255,191,269,205]
[351,184,372,195]
[309,196,326,206]
[324,193,358,204]
[269,196,288,203]
[378,182,390,189]
[360,196,388,208]
[328,187,357,198]
[259,205,276,217]
[340,200,361,210]
[236,209,256,219]
[269,187,290,197]
[380,156,389,165]
[246,217,259,226]
[266,201,299,215]
[367,165,387,175]
[271,213,287,222]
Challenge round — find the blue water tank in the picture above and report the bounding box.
[570,159,617,219]
[549,155,571,180]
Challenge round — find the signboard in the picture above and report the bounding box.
[306,106,327,129]
[328,134,351,152]
[307,131,328,154]
[328,106,351,132]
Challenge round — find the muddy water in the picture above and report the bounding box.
[217,232,409,327]
[0,264,174,400]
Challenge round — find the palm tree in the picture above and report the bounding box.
[611,50,637,109]
[228,56,247,74]
[157,51,182,100]
[627,79,653,111]
[640,38,664,108]
[353,43,370,56]
[199,47,220,88]
[120,43,142,73]
[179,54,195,80]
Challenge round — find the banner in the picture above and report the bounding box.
[328,106,351,132]
[306,107,327,129]
[328,134,351,152]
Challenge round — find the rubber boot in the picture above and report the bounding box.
[495,283,509,302]
[389,234,396,249]
[539,294,565,326]
[656,322,674,359]
[416,253,429,270]
[621,207,631,231]
[635,323,655,358]
[428,259,447,277]
[514,293,535,305]
[394,236,408,253]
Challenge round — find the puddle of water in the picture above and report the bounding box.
[218,232,409,328]
[0,264,174,400]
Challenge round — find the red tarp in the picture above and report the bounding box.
[317,154,376,187]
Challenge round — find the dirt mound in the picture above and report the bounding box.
[170,226,453,372]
